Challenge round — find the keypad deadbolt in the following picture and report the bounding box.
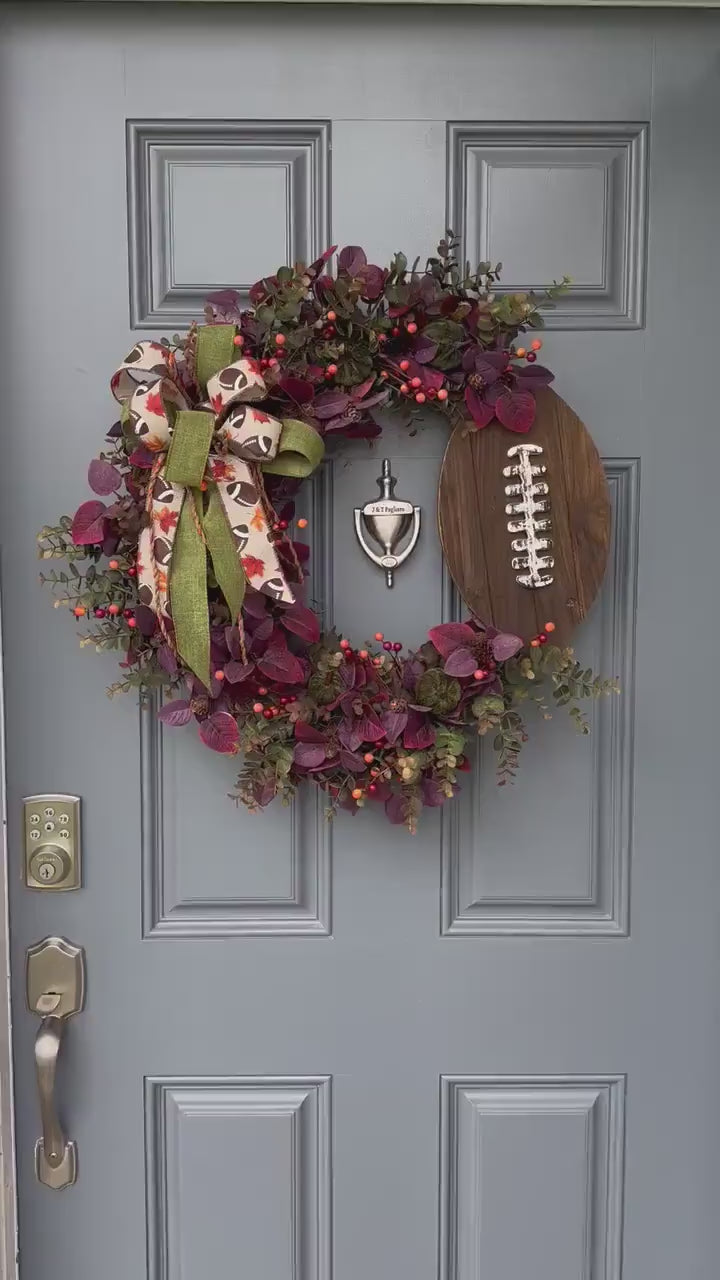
[23,796,81,891]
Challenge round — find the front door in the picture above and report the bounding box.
[2,4,719,1278]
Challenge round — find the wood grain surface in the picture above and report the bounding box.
[437,388,610,645]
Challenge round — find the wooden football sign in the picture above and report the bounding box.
[437,388,610,646]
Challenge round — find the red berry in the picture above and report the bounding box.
[407,322,418,334]
[526,351,537,363]
[258,687,268,695]
[427,388,437,399]
[233,334,244,347]
[127,567,137,578]
[363,752,374,764]
[326,310,337,322]
[253,702,264,713]
[108,604,121,616]
[108,559,119,571]
[473,669,487,681]
[73,606,86,618]
[277,520,289,531]
[374,632,384,641]
[400,383,410,395]
[344,650,354,662]
[399,360,410,372]
[437,388,448,402]
[377,333,387,343]
[383,641,392,651]
[123,608,133,619]
[368,784,377,796]
[392,642,402,652]
[415,393,426,404]
[411,376,421,388]
[391,326,400,337]
[359,649,369,660]
[94,607,106,619]
[538,632,548,644]
[127,618,137,629]
[280,696,289,705]
[263,709,274,720]
[214,670,225,681]
[275,333,286,346]
[326,363,337,376]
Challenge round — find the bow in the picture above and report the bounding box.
[111,324,324,687]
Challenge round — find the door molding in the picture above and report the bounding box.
[0,588,18,1280]
[43,0,720,7]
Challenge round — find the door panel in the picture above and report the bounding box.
[1,5,719,1279]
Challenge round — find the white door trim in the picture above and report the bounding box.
[0,586,17,1280]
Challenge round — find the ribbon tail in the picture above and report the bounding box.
[169,491,211,688]
[216,461,295,605]
[204,486,246,623]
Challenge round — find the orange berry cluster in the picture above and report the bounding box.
[530,620,556,648]
[514,338,543,362]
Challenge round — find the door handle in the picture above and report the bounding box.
[26,938,85,1189]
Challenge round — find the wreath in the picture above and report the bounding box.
[38,235,617,832]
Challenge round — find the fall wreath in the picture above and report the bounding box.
[39,236,617,831]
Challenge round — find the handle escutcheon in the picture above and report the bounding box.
[26,937,85,1190]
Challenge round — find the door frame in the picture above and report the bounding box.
[0,1,714,1278]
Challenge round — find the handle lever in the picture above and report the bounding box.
[34,1012,76,1188]
[26,937,85,1190]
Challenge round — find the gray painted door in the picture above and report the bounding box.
[1,5,719,1279]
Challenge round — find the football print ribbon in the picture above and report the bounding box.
[111,325,324,687]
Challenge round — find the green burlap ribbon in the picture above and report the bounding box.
[163,325,324,688]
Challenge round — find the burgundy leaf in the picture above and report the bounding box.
[71,500,107,545]
[514,363,554,388]
[337,722,363,752]
[340,749,366,773]
[412,335,439,364]
[293,742,328,769]
[307,245,338,279]
[403,713,436,750]
[88,459,121,495]
[157,699,193,727]
[258,645,305,685]
[385,793,409,826]
[421,777,454,807]
[465,385,495,429]
[205,288,242,312]
[358,264,385,299]
[224,625,243,658]
[279,376,315,405]
[490,632,523,661]
[280,602,321,644]
[356,714,385,743]
[313,390,351,419]
[241,591,269,619]
[134,605,157,637]
[338,245,367,275]
[428,622,476,658]
[127,446,155,469]
[381,710,408,744]
[250,616,274,651]
[157,644,178,675]
[224,661,255,684]
[198,711,239,754]
[495,389,536,433]
[443,647,479,678]
[294,721,328,743]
